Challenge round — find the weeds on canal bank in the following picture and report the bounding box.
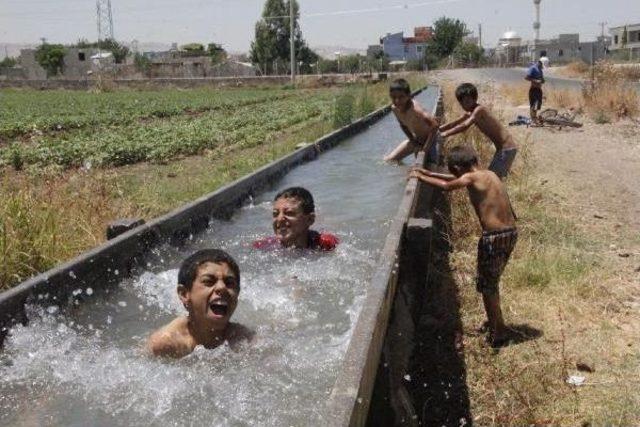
[0,75,428,290]
[438,83,639,425]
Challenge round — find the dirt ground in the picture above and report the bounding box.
[424,68,640,425]
[434,67,640,304]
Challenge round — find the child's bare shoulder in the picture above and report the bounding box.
[228,322,255,342]
[148,317,191,356]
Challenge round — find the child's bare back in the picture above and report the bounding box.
[463,169,516,231]
[467,105,515,152]
[440,83,517,178]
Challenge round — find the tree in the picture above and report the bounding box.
[73,38,129,63]
[207,43,227,64]
[250,0,317,74]
[424,17,469,68]
[35,43,66,77]
[0,57,18,68]
[133,52,151,74]
[453,41,484,66]
[181,43,206,56]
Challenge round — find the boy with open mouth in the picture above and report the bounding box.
[147,249,253,358]
[253,186,339,251]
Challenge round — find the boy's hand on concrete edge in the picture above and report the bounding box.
[410,166,430,175]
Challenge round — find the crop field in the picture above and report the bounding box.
[1,76,432,290]
[0,87,338,168]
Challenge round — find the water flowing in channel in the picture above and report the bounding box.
[0,88,439,426]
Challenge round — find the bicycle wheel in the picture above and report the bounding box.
[544,117,583,128]
[539,108,558,120]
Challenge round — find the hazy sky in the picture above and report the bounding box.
[1,0,638,52]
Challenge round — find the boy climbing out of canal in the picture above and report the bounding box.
[409,145,517,347]
[439,83,518,178]
[253,186,339,251]
[147,249,253,358]
[384,78,440,164]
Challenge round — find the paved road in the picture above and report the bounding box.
[434,67,640,92]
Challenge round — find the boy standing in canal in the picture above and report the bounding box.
[439,83,517,178]
[384,79,440,164]
[410,146,517,347]
[147,249,253,358]
[253,187,339,251]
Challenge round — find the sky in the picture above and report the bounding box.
[1,0,638,53]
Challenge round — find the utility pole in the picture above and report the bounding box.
[478,23,482,48]
[96,0,115,42]
[289,0,295,84]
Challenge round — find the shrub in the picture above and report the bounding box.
[333,92,355,128]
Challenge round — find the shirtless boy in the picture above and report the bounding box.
[409,145,518,347]
[384,78,440,164]
[147,249,252,358]
[253,187,338,251]
[439,83,518,178]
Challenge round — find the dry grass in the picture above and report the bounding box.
[0,169,137,289]
[437,83,640,425]
[583,61,640,121]
[557,60,590,79]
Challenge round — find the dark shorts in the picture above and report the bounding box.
[476,228,518,295]
[409,138,442,165]
[488,148,517,178]
[529,87,543,110]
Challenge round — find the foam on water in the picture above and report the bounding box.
[0,88,439,426]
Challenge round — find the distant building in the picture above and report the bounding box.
[16,47,108,80]
[368,26,434,61]
[530,33,609,64]
[610,24,640,53]
[495,30,523,65]
[494,30,611,66]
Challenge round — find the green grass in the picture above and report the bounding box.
[0,75,429,290]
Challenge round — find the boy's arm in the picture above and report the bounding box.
[410,167,456,181]
[440,108,479,138]
[439,113,470,132]
[409,170,473,191]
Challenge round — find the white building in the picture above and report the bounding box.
[610,24,640,51]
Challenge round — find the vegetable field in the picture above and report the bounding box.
[0,87,336,169]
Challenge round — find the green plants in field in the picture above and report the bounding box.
[0,91,334,169]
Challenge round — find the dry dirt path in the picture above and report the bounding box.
[433,68,640,285]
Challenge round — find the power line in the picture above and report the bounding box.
[264,0,469,20]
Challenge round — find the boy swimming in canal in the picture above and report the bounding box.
[253,186,339,251]
[384,78,440,164]
[439,83,517,178]
[410,145,517,347]
[147,249,253,358]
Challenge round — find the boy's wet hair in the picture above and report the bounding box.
[274,186,315,214]
[389,78,411,95]
[447,145,479,170]
[178,249,240,290]
[455,83,478,102]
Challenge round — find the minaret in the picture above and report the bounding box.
[533,0,541,42]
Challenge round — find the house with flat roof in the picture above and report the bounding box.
[368,26,434,61]
[610,24,640,52]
